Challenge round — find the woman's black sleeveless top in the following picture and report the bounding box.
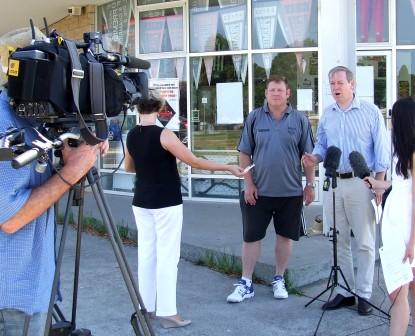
[126,125,182,209]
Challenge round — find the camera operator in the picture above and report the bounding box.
[0,27,108,335]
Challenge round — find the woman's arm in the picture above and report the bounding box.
[363,176,391,190]
[160,129,244,176]
[404,152,415,263]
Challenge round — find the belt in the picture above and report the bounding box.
[336,172,354,179]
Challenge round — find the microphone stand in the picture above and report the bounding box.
[305,173,389,335]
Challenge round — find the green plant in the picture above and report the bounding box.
[196,250,243,278]
[56,212,74,225]
[283,270,303,296]
[195,250,302,295]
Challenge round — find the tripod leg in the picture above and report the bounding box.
[86,169,154,336]
[45,189,75,336]
[305,267,335,307]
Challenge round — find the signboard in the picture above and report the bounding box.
[149,78,180,131]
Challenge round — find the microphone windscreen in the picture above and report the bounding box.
[323,146,342,177]
[125,56,151,70]
[349,151,370,179]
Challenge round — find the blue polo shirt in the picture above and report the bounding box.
[0,90,55,315]
[238,103,314,197]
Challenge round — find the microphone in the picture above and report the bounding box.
[323,146,342,178]
[323,146,341,190]
[99,54,151,69]
[123,56,151,70]
[349,151,372,188]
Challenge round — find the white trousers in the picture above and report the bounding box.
[132,204,183,316]
[325,177,376,299]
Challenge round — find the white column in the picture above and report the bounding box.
[320,0,356,234]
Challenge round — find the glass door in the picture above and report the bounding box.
[356,51,392,122]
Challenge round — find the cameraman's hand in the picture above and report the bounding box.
[99,140,109,156]
[61,143,100,184]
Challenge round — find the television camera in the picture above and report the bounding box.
[1,19,149,169]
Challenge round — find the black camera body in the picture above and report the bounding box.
[7,30,149,143]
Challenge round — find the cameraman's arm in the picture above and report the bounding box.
[0,144,101,234]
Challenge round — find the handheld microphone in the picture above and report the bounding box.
[349,151,372,188]
[323,146,341,190]
[323,146,342,178]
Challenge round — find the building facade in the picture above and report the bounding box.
[56,0,415,203]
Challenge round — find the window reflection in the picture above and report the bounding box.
[252,52,318,115]
[356,0,388,43]
[139,8,183,54]
[397,51,415,98]
[252,0,318,49]
[190,55,248,173]
[189,0,247,52]
[396,0,415,44]
[97,0,136,55]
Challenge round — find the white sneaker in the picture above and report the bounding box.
[272,277,288,299]
[226,279,255,303]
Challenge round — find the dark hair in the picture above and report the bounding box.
[137,90,164,114]
[391,97,415,179]
[265,75,289,90]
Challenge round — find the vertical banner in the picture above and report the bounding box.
[190,11,219,52]
[192,57,203,89]
[253,2,278,78]
[220,6,246,77]
[149,59,160,79]
[175,58,186,81]
[140,16,166,53]
[166,13,184,51]
[203,56,214,86]
[220,6,246,50]
[277,0,312,47]
[240,55,248,84]
[98,0,134,50]
[262,53,274,79]
[150,78,180,131]
[295,52,307,74]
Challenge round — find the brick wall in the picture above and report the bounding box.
[47,5,96,41]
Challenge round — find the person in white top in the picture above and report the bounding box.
[364,97,415,336]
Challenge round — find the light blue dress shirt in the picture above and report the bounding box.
[0,90,55,315]
[313,97,390,173]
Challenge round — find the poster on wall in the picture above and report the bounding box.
[216,82,243,124]
[356,66,374,104]
[149,78,180,131]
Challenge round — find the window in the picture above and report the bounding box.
[396,0,415,44]
[139,8,184,54]
[252,0,318,49]
[356,0,388,43]
[189,0,247,52]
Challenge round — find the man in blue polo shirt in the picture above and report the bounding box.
[227,75,315,303]
[0,27,108,335]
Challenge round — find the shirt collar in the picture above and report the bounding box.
[264,102,292,115]
[333,95,361,112]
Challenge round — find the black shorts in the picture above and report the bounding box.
[240,192,303,242]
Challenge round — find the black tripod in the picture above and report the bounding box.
[45,167,155,336]
[305,174,389,335]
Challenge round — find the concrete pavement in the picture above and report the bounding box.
[54,195,411,335]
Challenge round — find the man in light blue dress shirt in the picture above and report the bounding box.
[0,27,108,335]
[303,65,390,316]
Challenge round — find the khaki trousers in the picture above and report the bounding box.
[325,177,376,299]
